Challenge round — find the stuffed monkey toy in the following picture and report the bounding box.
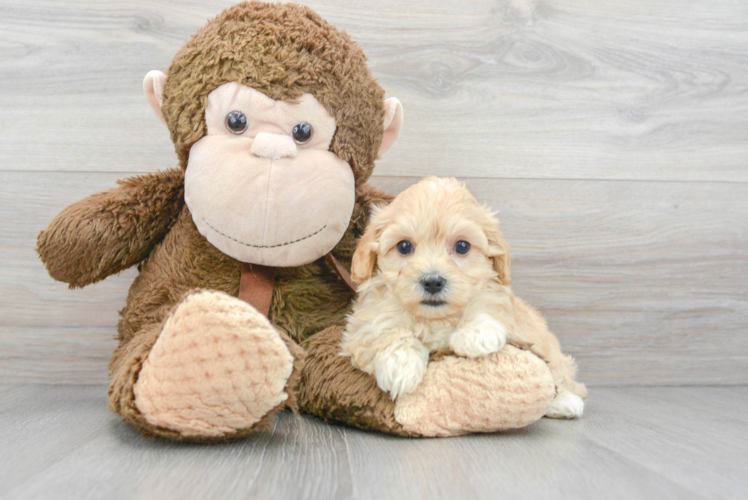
[37,2,555,442]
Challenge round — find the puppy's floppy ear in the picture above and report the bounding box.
[490,237,512,286]
[351,207,386,284]
[482,211,512,286]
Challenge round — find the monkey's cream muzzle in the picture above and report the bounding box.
[184,82,356,267]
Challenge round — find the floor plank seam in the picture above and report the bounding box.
[242,417,279,494]
[342,429,360,500]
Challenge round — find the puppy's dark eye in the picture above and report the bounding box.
[225,111,248,134]
[397,240,413,255]
[454,240,471,255]
[292,122,313,144]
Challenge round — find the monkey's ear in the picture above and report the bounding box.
[143,70,167,125]
[378,97,403,156]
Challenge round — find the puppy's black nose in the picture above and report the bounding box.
[420,274,446,295]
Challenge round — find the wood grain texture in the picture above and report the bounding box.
[0,0,747,181]
[583,387,748,499]
[0,385,112,494]
[1,1,747,385]
[2,172,747,385]
[0,327,115,385]
[2,384,747,499]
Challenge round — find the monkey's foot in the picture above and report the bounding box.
[133,290,298,439]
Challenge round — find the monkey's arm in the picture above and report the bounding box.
[37,168,184,288]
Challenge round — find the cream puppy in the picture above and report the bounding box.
[341,177,586,418]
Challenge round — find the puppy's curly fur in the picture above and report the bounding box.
[341,177,586,418]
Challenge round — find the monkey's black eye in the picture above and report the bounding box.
[225,111,248,134]
[292,122,313,144]
[454,240,471,255]
[397,240,413,256]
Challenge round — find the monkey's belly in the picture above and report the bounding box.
[269,264,355,343]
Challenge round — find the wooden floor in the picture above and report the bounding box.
[0,384,745,500]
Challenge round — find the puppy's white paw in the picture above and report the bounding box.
[375,348,428,400]
[545,390,585,419]
[450,315,507,358]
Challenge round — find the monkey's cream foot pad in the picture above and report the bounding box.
[133,290,295,438]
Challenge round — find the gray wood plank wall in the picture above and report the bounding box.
[1,0,746,385]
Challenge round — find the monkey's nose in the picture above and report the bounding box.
[420,274,447,295]
[250,132,298,159]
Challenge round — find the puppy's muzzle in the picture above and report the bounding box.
[420,273,447,296]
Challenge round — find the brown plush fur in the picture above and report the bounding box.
[36,1,393,441]
[38,162,391,441]
[105,180,390,440]
[38,168,184,288]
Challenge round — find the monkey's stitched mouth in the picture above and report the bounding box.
[421,300,447,307]
[203,219,327,249]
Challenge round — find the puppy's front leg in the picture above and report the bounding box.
[450,313,508,358]
[344,327,429,400]
[374,338,429,400]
